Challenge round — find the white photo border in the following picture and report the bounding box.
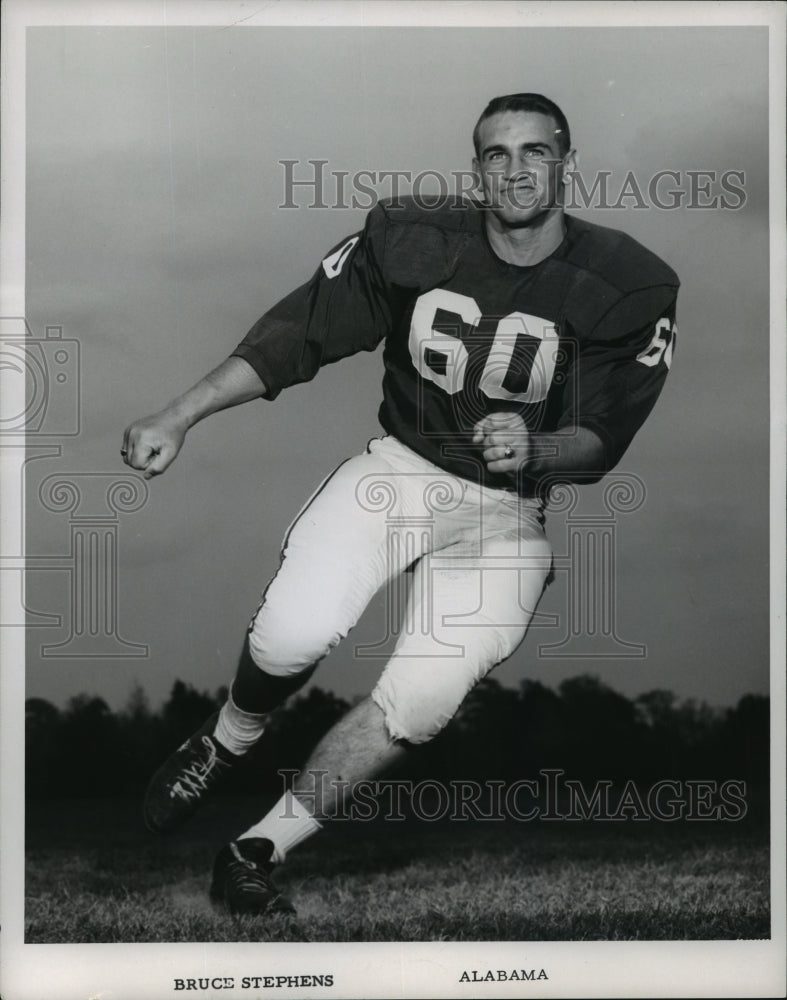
[1,2,784,999]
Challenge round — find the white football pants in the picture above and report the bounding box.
[247,436,553,744]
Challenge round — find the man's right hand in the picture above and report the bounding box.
[119,356,267,480]
[121,408,188,479]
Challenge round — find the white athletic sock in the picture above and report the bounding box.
[238,791,322,864]
[213,691,267,755]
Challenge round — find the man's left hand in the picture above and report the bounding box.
[473,412,531,474]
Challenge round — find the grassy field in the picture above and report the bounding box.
[25,794,770,943]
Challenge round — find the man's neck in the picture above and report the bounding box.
[484,209,566,266]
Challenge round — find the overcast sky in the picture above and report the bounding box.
[20,23,771,713]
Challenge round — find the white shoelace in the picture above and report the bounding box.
[169,736,228,802]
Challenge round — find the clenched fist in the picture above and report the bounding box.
[121,408,188,480]
[473,412,531,474]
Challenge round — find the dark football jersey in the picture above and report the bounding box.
[233,198,679,496]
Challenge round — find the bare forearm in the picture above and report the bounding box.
[525,426,607,481]
[476,415,607,484]
[122,356,266,479]
[166,356,267,429]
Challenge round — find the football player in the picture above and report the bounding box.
[122,93,678,916]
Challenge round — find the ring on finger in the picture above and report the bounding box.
[503,444,515,460]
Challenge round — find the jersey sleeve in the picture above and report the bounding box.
[231,205,392,400]
[556,286,678,471]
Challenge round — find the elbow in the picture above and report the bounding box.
[585,441,611,483]
[574,426,611,483]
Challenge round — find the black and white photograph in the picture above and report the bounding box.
[1,1,785,998]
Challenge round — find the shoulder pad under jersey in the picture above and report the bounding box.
[376,196,482,288]
[559,216,680,336]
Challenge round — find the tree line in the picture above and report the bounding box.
[25,675,769,802]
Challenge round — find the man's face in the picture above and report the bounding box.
[473,111,574,226]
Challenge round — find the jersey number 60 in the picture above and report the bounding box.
[408,288,559,404]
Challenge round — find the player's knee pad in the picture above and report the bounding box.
[247,608,343,678]
[371,624,526,745]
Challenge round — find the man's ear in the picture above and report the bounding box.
[562,148,577,183]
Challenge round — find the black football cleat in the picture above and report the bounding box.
[143,712,240,833]
[210,838,296,916]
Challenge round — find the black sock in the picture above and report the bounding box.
[231,634,318,714]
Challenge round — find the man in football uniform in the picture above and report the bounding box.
[123,93,678,916]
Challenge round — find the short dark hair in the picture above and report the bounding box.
[473,93,571,158]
